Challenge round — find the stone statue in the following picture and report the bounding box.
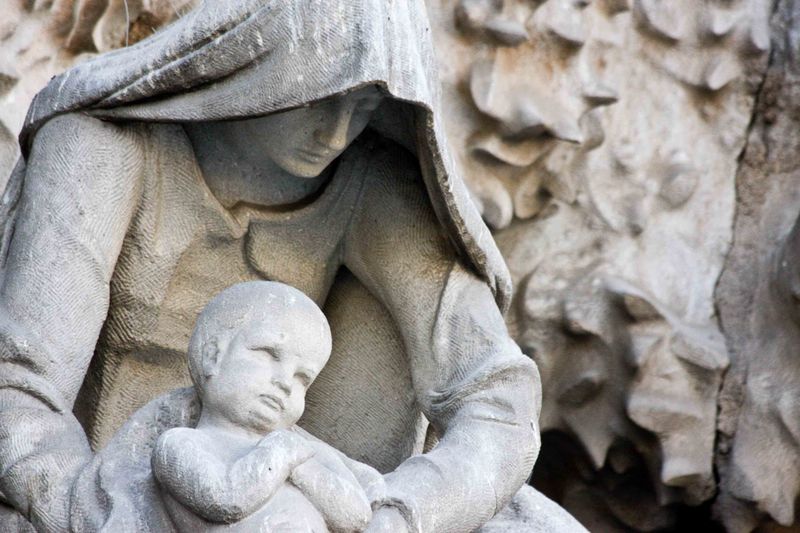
[153,281,382,532]
[0,1,585,531]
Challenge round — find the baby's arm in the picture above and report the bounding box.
[152,428,312,523]
[290,440,373,532]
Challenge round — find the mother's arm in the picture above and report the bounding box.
[0,114,143,532]
[343,147,541,533]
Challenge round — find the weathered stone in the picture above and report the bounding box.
[0,2,579,532]
[1,0,799,531]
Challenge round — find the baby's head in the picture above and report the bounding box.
[188,281,332,434]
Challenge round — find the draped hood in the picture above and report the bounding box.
[18,0,512,311]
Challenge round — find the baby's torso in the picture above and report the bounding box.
[157,429,338,533]
[81,124,370,446]
[164,482,329,533]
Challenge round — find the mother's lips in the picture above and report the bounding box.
[297,146,335,160]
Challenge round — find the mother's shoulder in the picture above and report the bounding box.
[25,113,154,197]
[32,112,145,151]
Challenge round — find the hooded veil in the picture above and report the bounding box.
[14,0,512,312]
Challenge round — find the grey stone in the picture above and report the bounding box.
[715,1,800,530]
[151,281,378,532]
[0,1,581,531]
[2,0,797,530]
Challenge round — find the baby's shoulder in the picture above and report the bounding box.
[158,426,204,441]
[155,427,212,454]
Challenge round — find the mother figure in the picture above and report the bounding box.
[0,1,577,532]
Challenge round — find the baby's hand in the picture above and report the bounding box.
[256,429,314,469]
[288,443,374,532]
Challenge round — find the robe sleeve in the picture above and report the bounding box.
[343,142,541,533]
[0,113,143,532]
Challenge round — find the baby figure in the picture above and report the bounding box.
[152,281,382,532]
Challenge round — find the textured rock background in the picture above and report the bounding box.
[715,1,800,531]
[0,0,795,531]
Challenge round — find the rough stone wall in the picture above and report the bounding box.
[0,1,796,531]
[715,1,800,531]
[426,0,770,530]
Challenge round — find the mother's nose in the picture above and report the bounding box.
[315,102,356,151]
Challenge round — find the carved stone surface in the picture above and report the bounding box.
[1,0,800,531]
[0,0,196,188]
[0,1,586,532]
[149,281,380,532]
[424,0,770,530]
[715,1,800,531]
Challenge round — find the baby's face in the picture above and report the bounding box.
[203,318,329,434]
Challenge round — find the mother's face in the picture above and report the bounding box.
[244,86,384,178]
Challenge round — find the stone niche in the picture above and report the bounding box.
[1,1,798,531]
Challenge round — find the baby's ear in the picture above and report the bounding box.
[202,337,222,378]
